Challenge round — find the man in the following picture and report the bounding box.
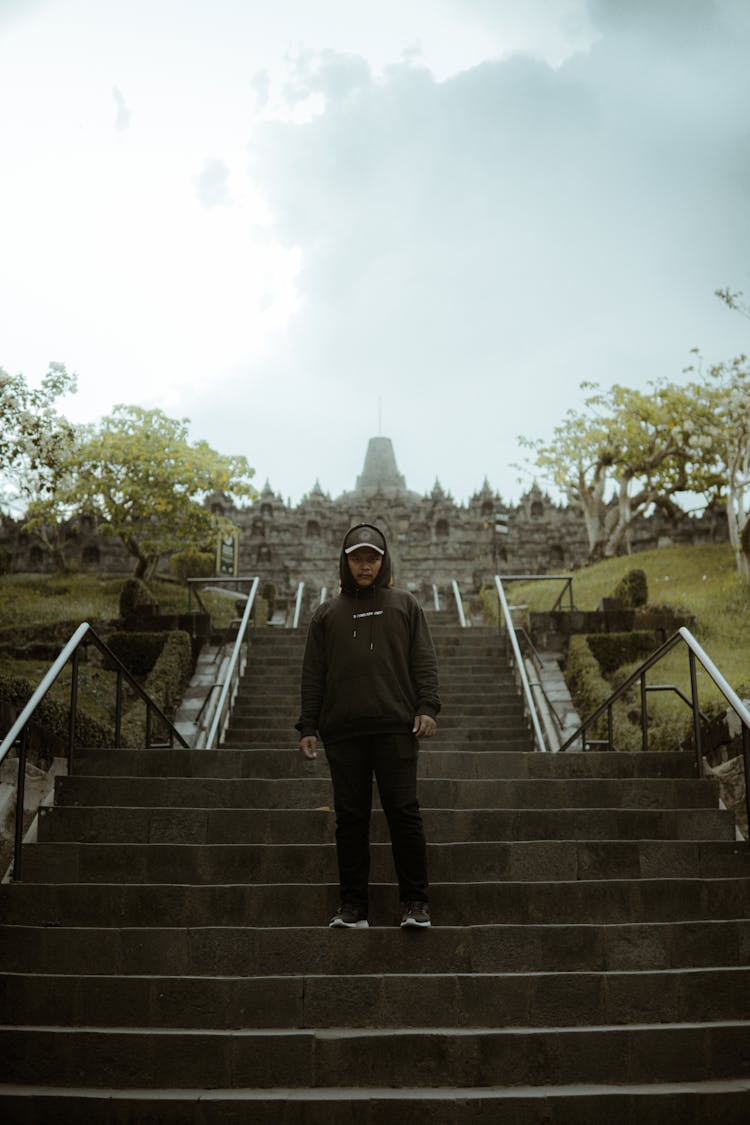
[296,523,440,929]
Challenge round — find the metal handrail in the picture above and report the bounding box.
[451,579,467,628]
[320,587,328,606]
[292,581,305,629]
[558,626,750,838]
[0,622,189,880]
[432,583,440,612]
[494,576,547,753]
[515,625,565,740]
[205,576,260,749]
[497,574,575,612]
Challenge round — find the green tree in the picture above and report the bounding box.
[684,355,750,582]
[63,405,257,578]
[519,380,717,561]
[0,362,78,510]
[1,363,79,570]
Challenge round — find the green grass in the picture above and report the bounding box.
[0,572,239,737]
[501,543,750,742]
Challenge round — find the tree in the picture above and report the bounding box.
[0,362,78,511]
[519,380,717,562]
[63,405,257,578]
[686,355,750,581]
[0,363,80,570]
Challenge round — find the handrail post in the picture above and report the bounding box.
[292,582,305,629]
[115,670,123,748]
[607,705,614,752]
[494,575,547,753]
[13,728,28,881]
[68,648,80,772]
[451,580,467,628]
[742,725,750,844]
[640,674,648,754]
[688,649,703,777]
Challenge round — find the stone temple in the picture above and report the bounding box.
[208,436,725,602]
[2,434,726,599]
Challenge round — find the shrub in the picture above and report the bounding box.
[0,548,13,576]
[106,632,167,678]
[119,630,193,746]
[614,568,648,608]
[119,577,157,619]
[169,550,215,582]
[0,672,113,761]
[585,631,658,677]
[565,635,641,751]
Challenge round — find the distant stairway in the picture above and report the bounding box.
[1,624,749,1119]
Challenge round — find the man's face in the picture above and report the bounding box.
[347,547,383,588]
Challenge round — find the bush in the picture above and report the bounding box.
[565,635,641,751]
[614,568,648,608]
[119,630,193,746]
[169,550,215,582]
[106,632,167,677]
[585,631,658,677]
[0,548,13,576]
[119,577,157,619]
[0,672,113,761]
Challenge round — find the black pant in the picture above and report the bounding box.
[324,733,428,912]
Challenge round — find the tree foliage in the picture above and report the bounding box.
[0,362,78,511]
[54,405,257,578]
[519,380,715,561]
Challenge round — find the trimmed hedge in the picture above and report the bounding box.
[169,550,214,581]
[0,672,113,761]
[585,631,658,677]
[106,632,167,678]
[564,635,641,751]
[119,577,157,619]
[613,568,648,608]
[119,630,193,747]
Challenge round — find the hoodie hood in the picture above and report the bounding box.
[339,522,393,595]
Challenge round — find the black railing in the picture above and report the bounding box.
[558,626,750,840]
[0,622,188,880]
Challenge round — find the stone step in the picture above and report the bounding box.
[3,919,749,975]
[224,725,529,744]
[2,1022,749,1088]
[17,839,750,885]
[223,737,536,752]
[3,877,749,927]
[3,1081,750,1124]
[4,966,750,1029]
[69,749,701,780]
[38,805,735,845]
[54,774,719,810]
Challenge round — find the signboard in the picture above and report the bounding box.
[494,513,509,535]
[217,534,238,577]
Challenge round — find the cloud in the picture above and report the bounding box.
[232,6,750,502]
[112,85,131,131]
[194,158,232,208]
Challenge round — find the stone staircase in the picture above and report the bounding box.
[1,623,750,1120]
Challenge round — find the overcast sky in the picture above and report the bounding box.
[2,0,749,506]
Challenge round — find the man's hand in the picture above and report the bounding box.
[412,715,437,738]
[299,735,318,760]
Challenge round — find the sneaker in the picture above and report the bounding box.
[329,904,369,928]
[400,901,431,928]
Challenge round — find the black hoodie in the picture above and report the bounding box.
[295,524,441,744]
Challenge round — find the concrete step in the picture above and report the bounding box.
[5,966,750,1029]
[224,725,529,744]
[18,839,750,886]
[69,749,701,780]
[54,774,719,810]
[3,1081,750,1124]
[38,805,736,845]
[4,877,749,927]
[2,1022,749,1088]
[3,919,750,975]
